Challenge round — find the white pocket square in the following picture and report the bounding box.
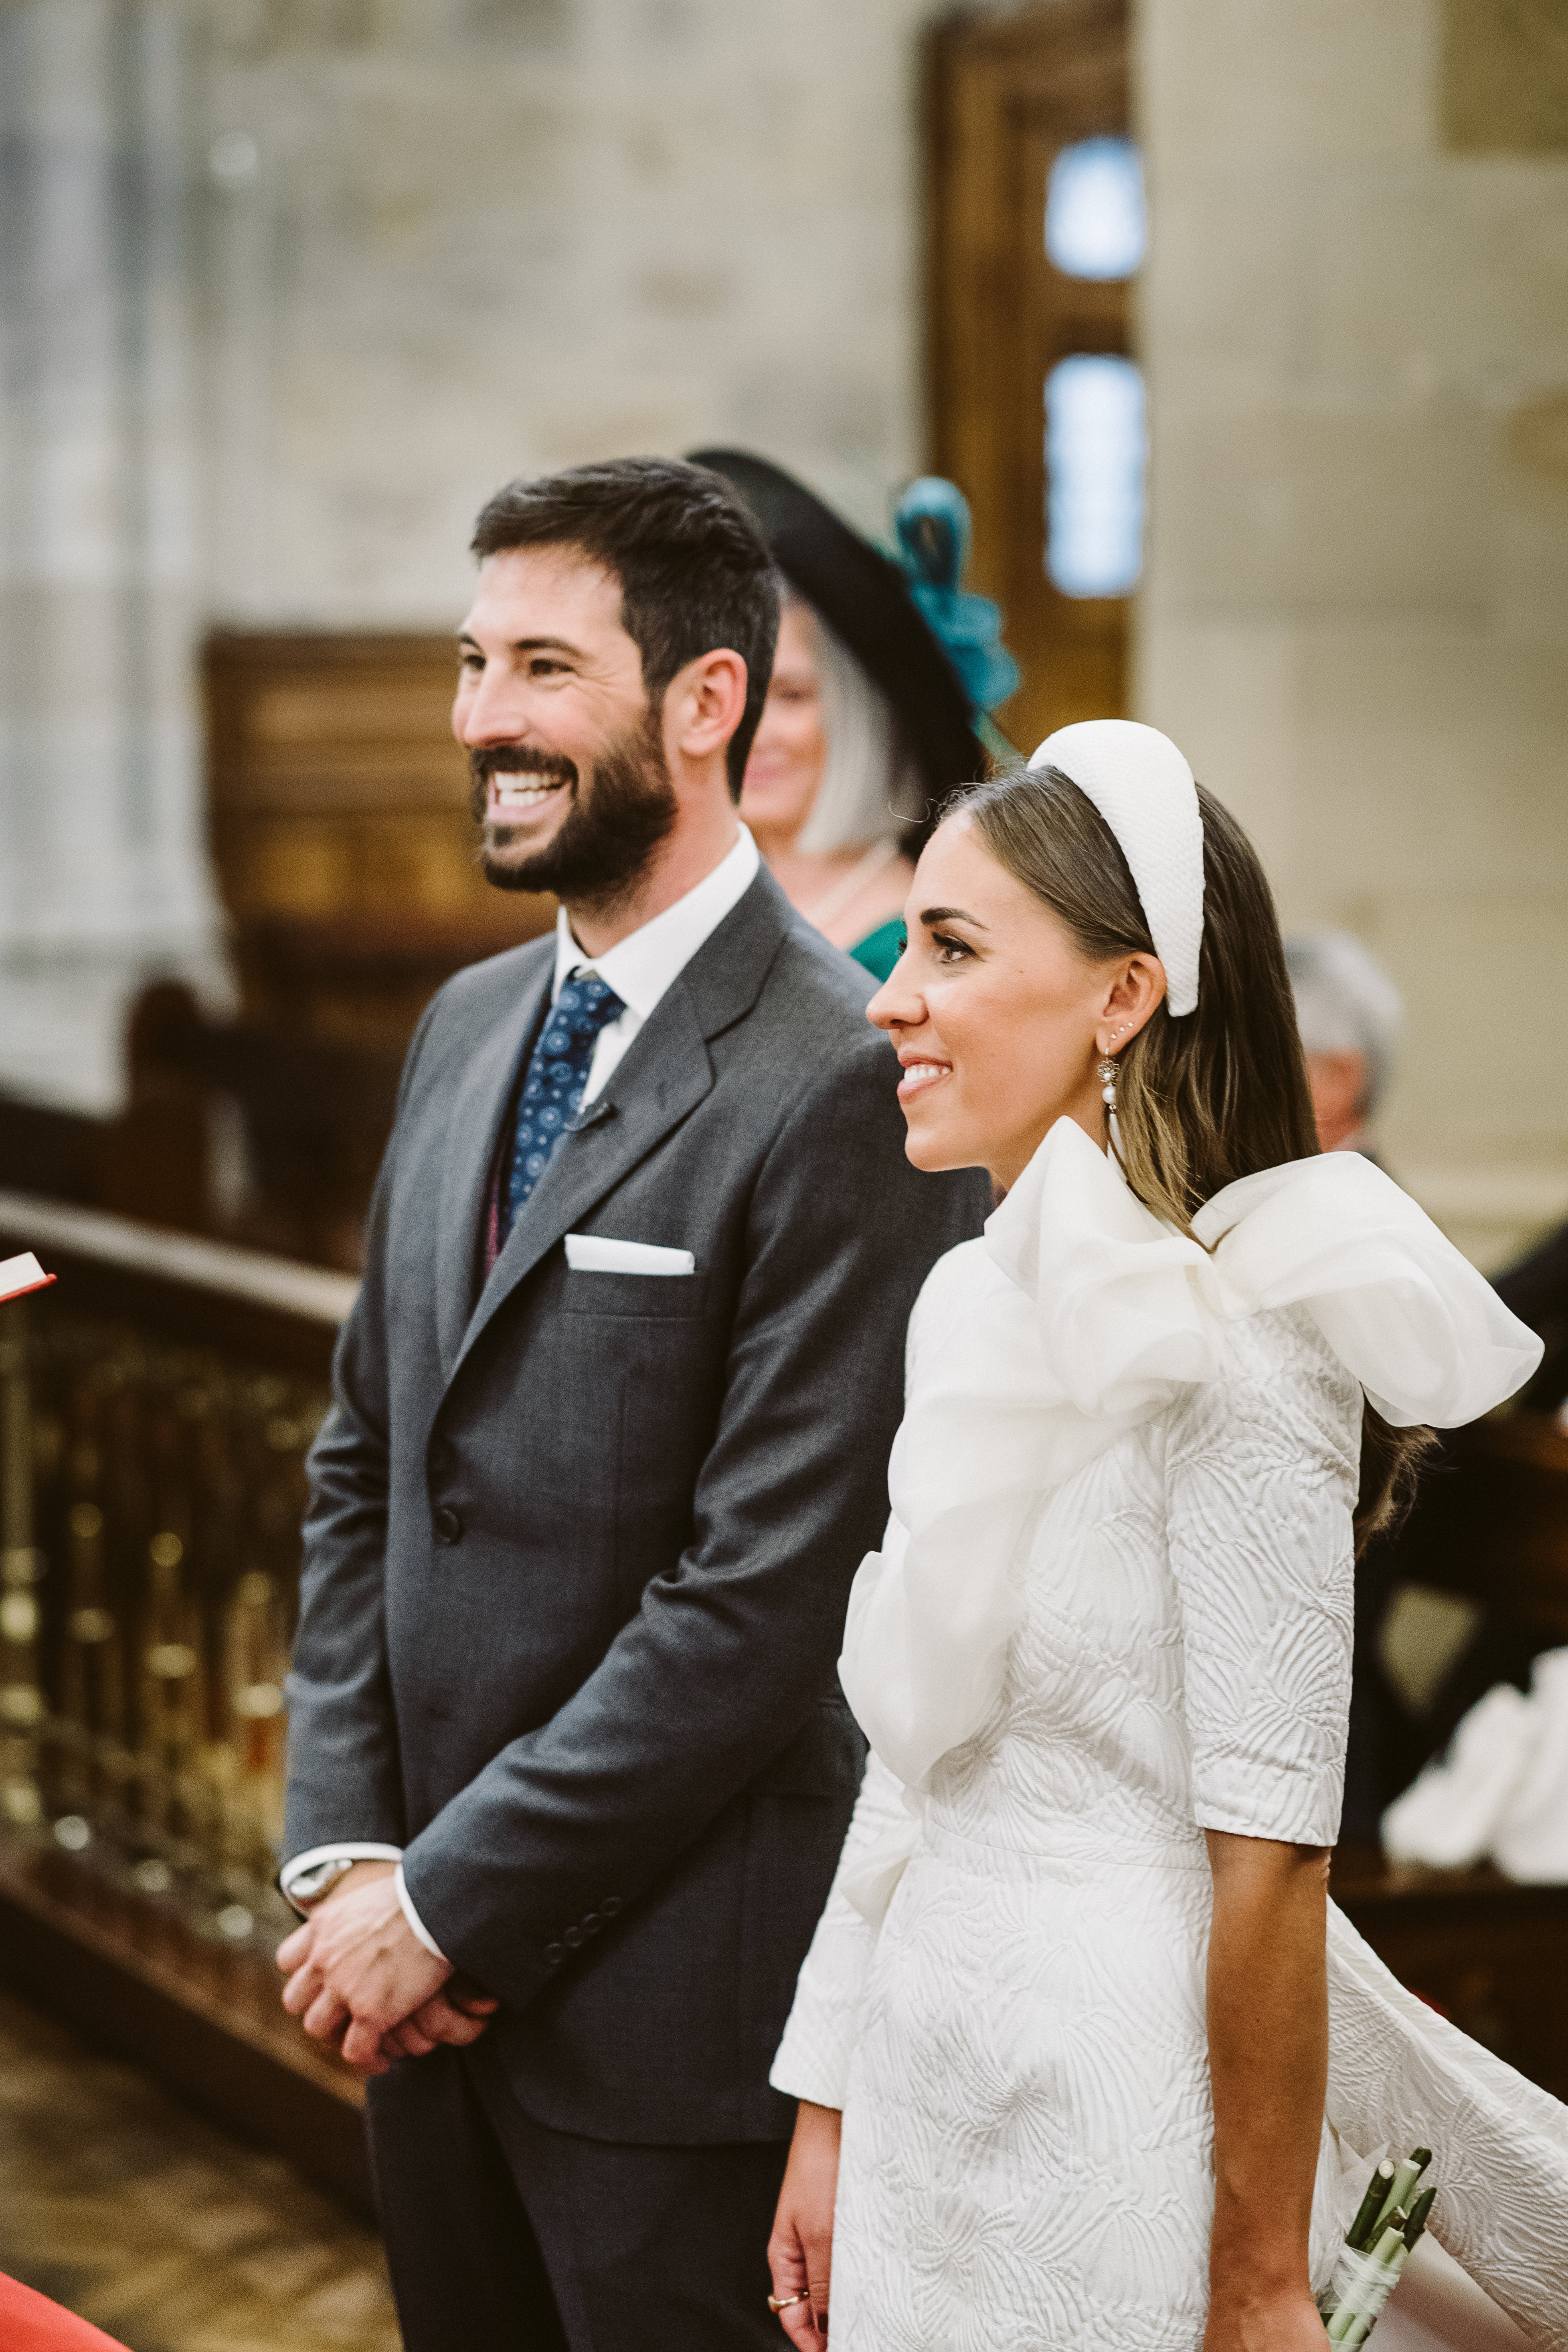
[564,1234,696,1277]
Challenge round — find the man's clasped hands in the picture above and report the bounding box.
[276,1861,498,2076]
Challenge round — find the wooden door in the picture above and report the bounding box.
[927,0,1136,752]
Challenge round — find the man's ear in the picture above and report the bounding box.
[666,648,748,766]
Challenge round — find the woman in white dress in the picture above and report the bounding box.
[765,722,1567,2352]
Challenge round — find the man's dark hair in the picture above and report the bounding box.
[471,457,781,797]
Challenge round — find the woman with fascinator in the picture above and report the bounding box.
[690,452,1018,981]
[764,725,1568,2350]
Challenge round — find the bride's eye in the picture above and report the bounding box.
[931,930,973,963]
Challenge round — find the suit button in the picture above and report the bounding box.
[432,1505,462,1545]
[582,1911,599,1933]
[544,1942,565,1966]
[563,1925,585,1950]
[601,1895,623,1917]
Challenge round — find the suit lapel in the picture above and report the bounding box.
[439,866,796,1397]
[447,978,714,1387]
[433,946,553,1380]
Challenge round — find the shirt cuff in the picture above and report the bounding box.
[279,1842,405,1915]
[395,1863,449,1962]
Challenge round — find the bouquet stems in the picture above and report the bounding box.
[1319,2144,1436,2344]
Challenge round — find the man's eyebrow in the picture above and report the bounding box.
[455,631,584,657]
[919,904,989,930]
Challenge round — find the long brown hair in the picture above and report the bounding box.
[955,763,1433,1550]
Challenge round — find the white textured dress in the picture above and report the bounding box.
[772,1119,1568,2352]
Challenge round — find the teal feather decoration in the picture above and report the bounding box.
[893,477,1021,717]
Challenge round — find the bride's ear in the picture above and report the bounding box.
[1095,954,1166,1054]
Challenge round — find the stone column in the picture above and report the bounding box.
[1135,0,1568,1265]
[0,0,223,1118]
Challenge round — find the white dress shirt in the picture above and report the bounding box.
[558,822,759,1104]
[280,824,762,1958]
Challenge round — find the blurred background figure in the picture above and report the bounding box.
[1285,931,1403,1161]
[694,453,1017,979]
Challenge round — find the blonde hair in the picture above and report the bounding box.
[791,599,926,855]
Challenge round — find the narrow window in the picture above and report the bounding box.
[1045,135,1146,281]
[1044,354,1146,598]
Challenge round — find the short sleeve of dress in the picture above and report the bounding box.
[770,1748,910,2108]
[1163,1308,1360,1846]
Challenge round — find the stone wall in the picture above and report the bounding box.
[0,2,225,1108]
[193,0,954,626]
[0,0,971,1109]
[1136,0,1568,1264]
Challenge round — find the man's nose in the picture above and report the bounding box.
[454,665,532,747]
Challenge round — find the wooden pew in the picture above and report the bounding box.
[0,633,556,1269]
[1331,1410,1568,2103]
[0,1195,373,2214]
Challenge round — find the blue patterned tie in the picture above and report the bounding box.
[501,972,626,1242]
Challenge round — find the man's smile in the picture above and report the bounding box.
[486,773,572,821]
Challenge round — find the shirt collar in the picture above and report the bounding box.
[551,825,761,1019]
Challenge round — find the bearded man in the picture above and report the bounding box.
[273,458,988,2352]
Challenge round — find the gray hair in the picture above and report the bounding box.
[791,599,928,855]
[1284,931,1402,1116]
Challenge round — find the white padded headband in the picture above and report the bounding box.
[1028,719,1204,1017]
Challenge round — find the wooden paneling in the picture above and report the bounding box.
[926,0,1132,750]
[1396,1412,1568,1639]
[1442,0,1568,152]
[204,631,553,1048]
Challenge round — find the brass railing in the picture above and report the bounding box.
[0,1194,355,1951]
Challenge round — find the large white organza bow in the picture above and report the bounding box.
[839,1119,1543,1806]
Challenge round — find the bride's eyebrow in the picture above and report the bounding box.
[920,906,989,930]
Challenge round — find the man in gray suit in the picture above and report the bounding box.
[275,458,987,2350]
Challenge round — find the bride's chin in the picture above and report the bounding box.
[902,1122,971,1175]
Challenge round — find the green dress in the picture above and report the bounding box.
[849,918,904,983]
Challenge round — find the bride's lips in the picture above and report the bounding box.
[897,1056,951,1103]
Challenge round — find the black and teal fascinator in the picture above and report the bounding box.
[892,477,1020,721]
[690,448,1018,809]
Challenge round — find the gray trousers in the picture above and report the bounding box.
[365,2043,789,2352]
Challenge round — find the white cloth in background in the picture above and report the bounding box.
[773,1119,1561,2352]
[1496,1649,1568,1879]
[1384,1647,1568,1881]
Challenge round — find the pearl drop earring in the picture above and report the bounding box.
[1097,1025,1131,1110]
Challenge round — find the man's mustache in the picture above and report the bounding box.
[469,746,579,822]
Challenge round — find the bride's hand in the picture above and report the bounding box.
[1202,2283,1329,2352]
[767,2100,840,2347]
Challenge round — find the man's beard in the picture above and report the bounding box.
[469,708,678,908]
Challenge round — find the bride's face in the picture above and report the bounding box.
[868,813,1162,1189]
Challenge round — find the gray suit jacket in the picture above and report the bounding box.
[283,868,988,2143]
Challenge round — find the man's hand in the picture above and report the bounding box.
[376,1980,500,2062]
[277,1859,461,2071]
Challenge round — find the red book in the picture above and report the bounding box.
[0,2274,130,2351]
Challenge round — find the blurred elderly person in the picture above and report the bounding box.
[692,452,1018,979]
[1285,930,1402,1159]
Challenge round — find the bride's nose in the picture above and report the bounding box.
[867,959,921,1034]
